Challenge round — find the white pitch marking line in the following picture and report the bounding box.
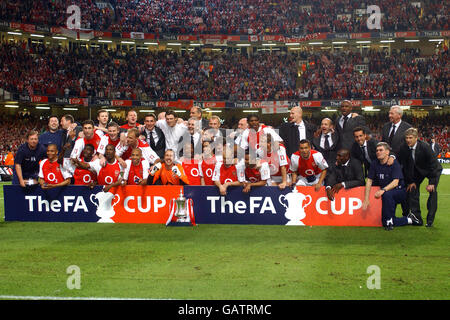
[0,295,176,300]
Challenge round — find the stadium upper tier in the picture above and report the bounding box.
[0,41,447,101]
[0,0,448,35]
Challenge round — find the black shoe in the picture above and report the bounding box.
[384,225,394,231]
[426,222,433,228]
[408,212,423,226]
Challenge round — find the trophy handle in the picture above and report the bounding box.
[303,195,312,209]
[90,194,99,208]
[278,195,287,209]
[112,194,120,208]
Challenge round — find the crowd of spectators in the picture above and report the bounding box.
[0,0,448,35]
[0,113,46,158]
[298,47,449,100]
[0,41,448,101]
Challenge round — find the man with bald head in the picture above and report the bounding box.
[313,118,339,167]
[381,105,412,156]
[335,100,366,151]
[230,117,248,145]
[325,149,365,201]
[279,106,316,158]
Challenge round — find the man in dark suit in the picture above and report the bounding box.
[279,106,316,158]
[398,128,443,227]
[179,117,203,157]
[430,138,441,157]
[141,113,166,159]
[190,106,209,131]
[325,149,365,201]
[335,100,366,151]
[381,105,412,156]
[351,126,377,178]
[60,114,82,158]
[312,118,339,167]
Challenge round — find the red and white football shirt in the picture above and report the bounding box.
[244,161,270,184]
[39,159,72,184]
[290,149,328,178]
[120,123,141,130]
[97,134,121,155]
[199,155,222,186]
[72,157,97,185]
[123,159,149,185]
[70,133,102,159]
[257,144,289,177]
[89,159,123,185]
[116,139,159,164]
[212,161,245,184]
[181,160,202,185]
[240,124,283,150]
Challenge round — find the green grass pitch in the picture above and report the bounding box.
[0,167,449,300]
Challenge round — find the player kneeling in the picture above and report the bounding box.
[147,149,189,185]
[290,139,328,192]
[242,150,270,193]
[257,134,289,189]
[123,148,153,185]
[212,145,244,195]
[73,144,124,192]
[69,144,97,188]
[39,144,72,189]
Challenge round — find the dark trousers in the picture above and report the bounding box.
[382,188,409,227]
[407,175,440,225]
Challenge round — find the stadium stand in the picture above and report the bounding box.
[1,0,448,34]
[0,41,448,101]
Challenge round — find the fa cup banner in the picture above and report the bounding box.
[4,185,182,223]
[184,186,382,227]
[3,185,381,226]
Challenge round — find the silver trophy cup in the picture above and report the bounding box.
[175,190,189,222]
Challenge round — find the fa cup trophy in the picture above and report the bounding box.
[175,190,188,222]
[166,189,196,226]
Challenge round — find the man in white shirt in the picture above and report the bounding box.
[155,110,187,157]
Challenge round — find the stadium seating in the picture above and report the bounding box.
[0,41,448,101]
[0,0,447,34]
